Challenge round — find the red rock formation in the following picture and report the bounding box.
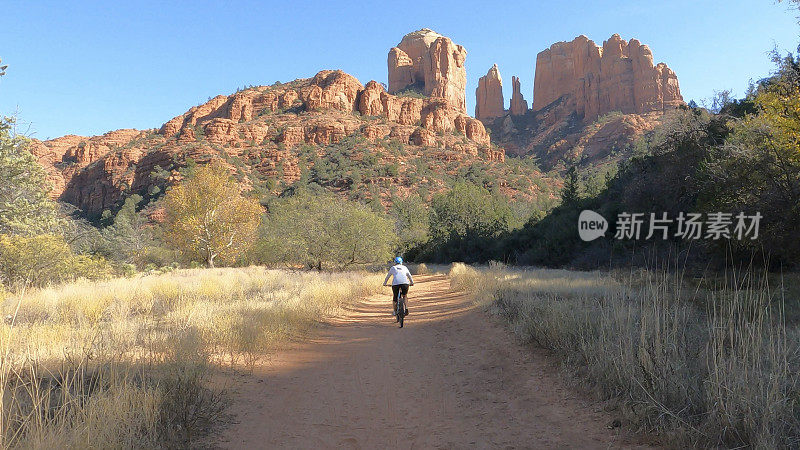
[357,80,489,145]
[32,68,500,214]
[204,118,239,145]
[509,76,528,116]
[387,29,467,113]
[475,64,504,120]
[532,34,682,121]
[388,48,414,95]
[299,70,363,112]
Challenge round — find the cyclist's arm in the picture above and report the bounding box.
[383,271,392,286]
[407,270,414,285]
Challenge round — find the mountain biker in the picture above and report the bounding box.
[383,256,414,318]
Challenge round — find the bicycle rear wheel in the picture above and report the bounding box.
[398,295,405,328]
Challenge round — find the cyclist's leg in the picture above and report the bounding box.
[400,284,409,314]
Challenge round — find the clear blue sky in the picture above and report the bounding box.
[1,0,798,139]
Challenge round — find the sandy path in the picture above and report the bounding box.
[218,275,648,449]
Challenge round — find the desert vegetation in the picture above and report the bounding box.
[450,263,800,448]
[161,161,263,268]
[1,267,382,447]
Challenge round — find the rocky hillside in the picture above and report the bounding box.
[476,34,684,170]
[31,30,550,217]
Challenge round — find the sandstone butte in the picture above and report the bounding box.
[475,34,682,123]
[30,68,504,216]
[388,28,468,113]
[532,34,683,121]
[475,64,504,121]
[475,34,683,169]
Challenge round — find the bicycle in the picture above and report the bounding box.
[395,291,407,328]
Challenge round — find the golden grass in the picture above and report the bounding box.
[1,267,382,448]
[451,264,800,448]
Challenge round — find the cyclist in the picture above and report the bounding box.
[383,256,414,319]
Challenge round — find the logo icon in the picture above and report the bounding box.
[578,210,608,241]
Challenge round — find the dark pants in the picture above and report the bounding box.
[392,284,409,312]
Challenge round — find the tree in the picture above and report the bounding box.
[702,50,800,264]
[0,118,61,236]
[257,190,396,270]
[561,166,580,206]
[430,182,514,242]
[101,194,158,267]
[391,194,430,252]
[162,161,263,267]
[421,182,515,262]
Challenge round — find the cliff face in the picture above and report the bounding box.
[532,34,682,121]
[388,28,468,113]
[475,64,504,120]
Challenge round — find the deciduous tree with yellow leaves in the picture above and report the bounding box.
[162,161,263,267]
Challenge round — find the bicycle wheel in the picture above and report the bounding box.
[398,295,405,328]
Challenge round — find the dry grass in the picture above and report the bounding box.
[407,262,452,275]
[451,264,800,448]
[1,267,382,448]
[408,263,429,275]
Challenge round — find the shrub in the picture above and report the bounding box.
[256,190,397,270]
[72,255,115,280]
[416,182,515,262]
[409,263,429,275]
[391,194,430,252]
[394,81,427,99]
[0,234,116,289]
[0,234,74,288]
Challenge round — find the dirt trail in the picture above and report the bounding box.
[219,275,648,449]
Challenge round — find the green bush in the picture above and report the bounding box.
[0,234,113,288]
[413,182,516,262]
[71,255,115,280]
[0,234,73,287]
[390,194,430,252]
[255,190,397,270]
[394,81,426,99]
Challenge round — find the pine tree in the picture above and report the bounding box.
[561,166,580,206]
[0,118,61,235]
